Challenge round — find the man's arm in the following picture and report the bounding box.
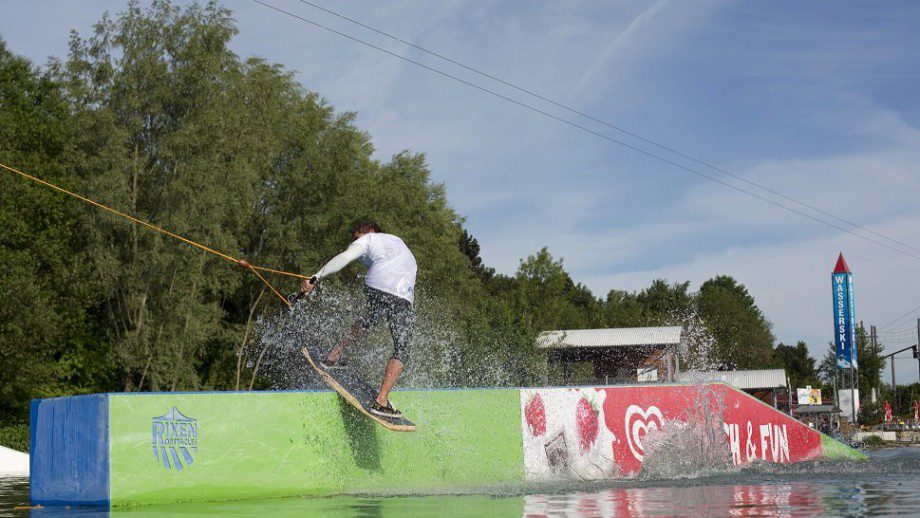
[314,241,365,280]
[300,240,367,294]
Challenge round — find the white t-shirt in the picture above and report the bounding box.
[314,232,417,302]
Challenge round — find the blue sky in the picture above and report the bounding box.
[3,1,919,384]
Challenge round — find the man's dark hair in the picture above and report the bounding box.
[351,220,381,235]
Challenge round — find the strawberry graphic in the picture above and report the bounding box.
[575,395,599,453]
[524,393,547,436]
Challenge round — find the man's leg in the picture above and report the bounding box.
[326,320,367,363]
[327,287,382,363]
[376,358,404,407]
[376,297,413,406]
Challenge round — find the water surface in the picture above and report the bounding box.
[3,447,919,517]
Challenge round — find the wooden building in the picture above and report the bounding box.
[537,327,682,385]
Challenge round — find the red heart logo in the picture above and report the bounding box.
[624,404,664,462]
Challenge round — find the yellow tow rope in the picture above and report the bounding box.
[0,161,300,308]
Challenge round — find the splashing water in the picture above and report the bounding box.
[667,307,719,372]
[639,384,735,480]
[248,284,517,390]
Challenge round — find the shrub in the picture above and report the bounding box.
[862,434,885,447]
[0,424,29,452]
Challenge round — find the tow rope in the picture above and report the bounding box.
[1,161,301,308]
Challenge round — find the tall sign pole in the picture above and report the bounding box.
[871,325,878,403]
[832,253,857,423]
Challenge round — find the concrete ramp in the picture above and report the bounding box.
[30,383,863,507]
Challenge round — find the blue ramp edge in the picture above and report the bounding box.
[30,394,110,506]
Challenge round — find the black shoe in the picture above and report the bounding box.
[370,401,402,419]
[319,357,347,371]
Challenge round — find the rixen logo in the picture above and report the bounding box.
[152,406,198,471]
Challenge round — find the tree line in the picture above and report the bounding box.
[0,1,887,450]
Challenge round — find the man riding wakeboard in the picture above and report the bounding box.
[300,220,417,419]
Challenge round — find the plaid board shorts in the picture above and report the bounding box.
[355,286,414,363]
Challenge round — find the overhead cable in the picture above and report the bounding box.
[291,0,920,256]
[879,303,920,331]
[248,0,920,263]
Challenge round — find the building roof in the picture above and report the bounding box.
[536,327,682,349]
[676,369,789,390]
[792,405,841,414]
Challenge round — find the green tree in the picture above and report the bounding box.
[0,38,111,448]
[458,228,495,281]
[817,326,886,409]
[509,247,601,332]
[696,275,775,369]
[817,342,837,388]
[57,0,257,391]
[45,0,497,396]
[602,290,646,327]
[855,325,885,401]
[773,341,819,390]
[637,279,692,324]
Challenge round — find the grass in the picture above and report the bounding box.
[0,423,29,452]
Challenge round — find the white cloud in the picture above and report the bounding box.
[568,0,673,96]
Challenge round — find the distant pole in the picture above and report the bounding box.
[852,317,857,424]
[871,325,877,355]
[892,356,897,410]
[855,322,862,395]
[852,367,857,423]
[871,324,877,403]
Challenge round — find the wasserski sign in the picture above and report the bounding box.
[832,253,857,369]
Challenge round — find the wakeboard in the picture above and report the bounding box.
[301,345,416,432]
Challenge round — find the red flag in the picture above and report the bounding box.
[884,401,893,423]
